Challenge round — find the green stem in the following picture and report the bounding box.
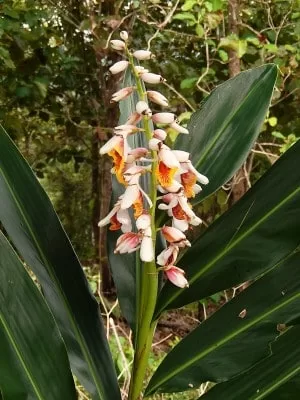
[127,51,159,400]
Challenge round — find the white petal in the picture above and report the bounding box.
[149,138,161,151]
[188,162,209,185]
[153,129,167,141]
[172,150,190,163]
[159,148,180,168]
[136,213,151,230]
[152,112,175,124]
[99,136,121,155]
[121,185,140,209]
[110,40,125,51]
[98,205,118,227]
[109,60,129,74]
[193,184,202,194]
[141,72,164,84]
[136,101,152,116]
[170,121,189,134]
[172,217,189,232]
[133,50,153,60]
[140,236,154,262]
[120,31,128,41]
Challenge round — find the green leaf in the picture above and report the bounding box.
[155,137,300,316]
[0,231,76,400]
[195,24,204,38]
[146,252,300,395]
[173,12,197,22]
[180,77,198,89]
[181,0,197,11]
[202,325,300,399]
[0,47,15,69]
[175,64,277,204]
[0,125,120,400]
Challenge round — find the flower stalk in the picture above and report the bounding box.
[98,31,209,399]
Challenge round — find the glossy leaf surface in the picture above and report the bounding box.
[0,231,76,400]
[0,125,120,400]
[155,139,300,316]
[146,252,300,395]
[202,325,300,400]
[176,64,277,203]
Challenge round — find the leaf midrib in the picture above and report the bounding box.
[0,314,43,400]
[149,291,300,394]
[0,164,104,399]
[158,186,300,314]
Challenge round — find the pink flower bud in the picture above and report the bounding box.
[161,226,191,247]
[136,101,152,116]
[133,50,153,60]
[164,265,189,288]
[152,112,176,124]
[111,87,135,102]
[126,112,142,126]
[109,60,129,75]
[120,31,128,41]
[114,232,140,254]
[141,73,165,84]
[110,40,125,51]
[149,138,161,151]
[153,129,167,141]
[170,121,189,134]
[147,91,169,107]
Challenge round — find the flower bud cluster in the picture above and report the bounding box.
[99,31,209,288]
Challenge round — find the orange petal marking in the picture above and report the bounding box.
[181,171,197,198]
[133,193,143,218]
[156,162,178,187]
[108,146,126,184]
[172,203,187,220]
[109,214,122,231]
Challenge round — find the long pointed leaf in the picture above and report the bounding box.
[0,126,120,400]
[155,138,300,316]
[201,325,300,400]
[176,64,277,203]
[146,251,300,395]
[0,231,76,400]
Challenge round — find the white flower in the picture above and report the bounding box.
[136,101,152,116]
[157,245,179,266]
[136,213,151,230]
[133,50,153,60]
[120,31,128,41]
[109,60,129,75]
[161,226,191,247]
[110,40,125,51]
[147,91,169,107]
[152,112,176,124]
[141,72,165,84]
[98,197,132,232]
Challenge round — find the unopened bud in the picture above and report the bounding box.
[110,40,125,51]
[153,129,167,141]
[136,101,152,116]
[133,50,153,60]
[109,60,129,75]
[170,121,189,134]
[147,91,169,107]
[126,112,142,126]
[134,66,149,75]
[149,138,162,151]
[120,31,128,41]
[111,86,134,102]
[152,112,176,124]
[141,73,165,84]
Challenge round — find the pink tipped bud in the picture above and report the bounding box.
[170,121,189,134]
[149,138,161,151]
[153,129,167,141]
[120,31,128,41]
[111,86,134,102]
[114,232,140,254]
[136,101,152,116]
[133,50,153,60]
[161,226,191,247]
[147,91,169,107]
[164,265,189,288]
[110,40,126,51]
[141,72,165,84]
[109,60,129,75]
[152,112,176,124]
